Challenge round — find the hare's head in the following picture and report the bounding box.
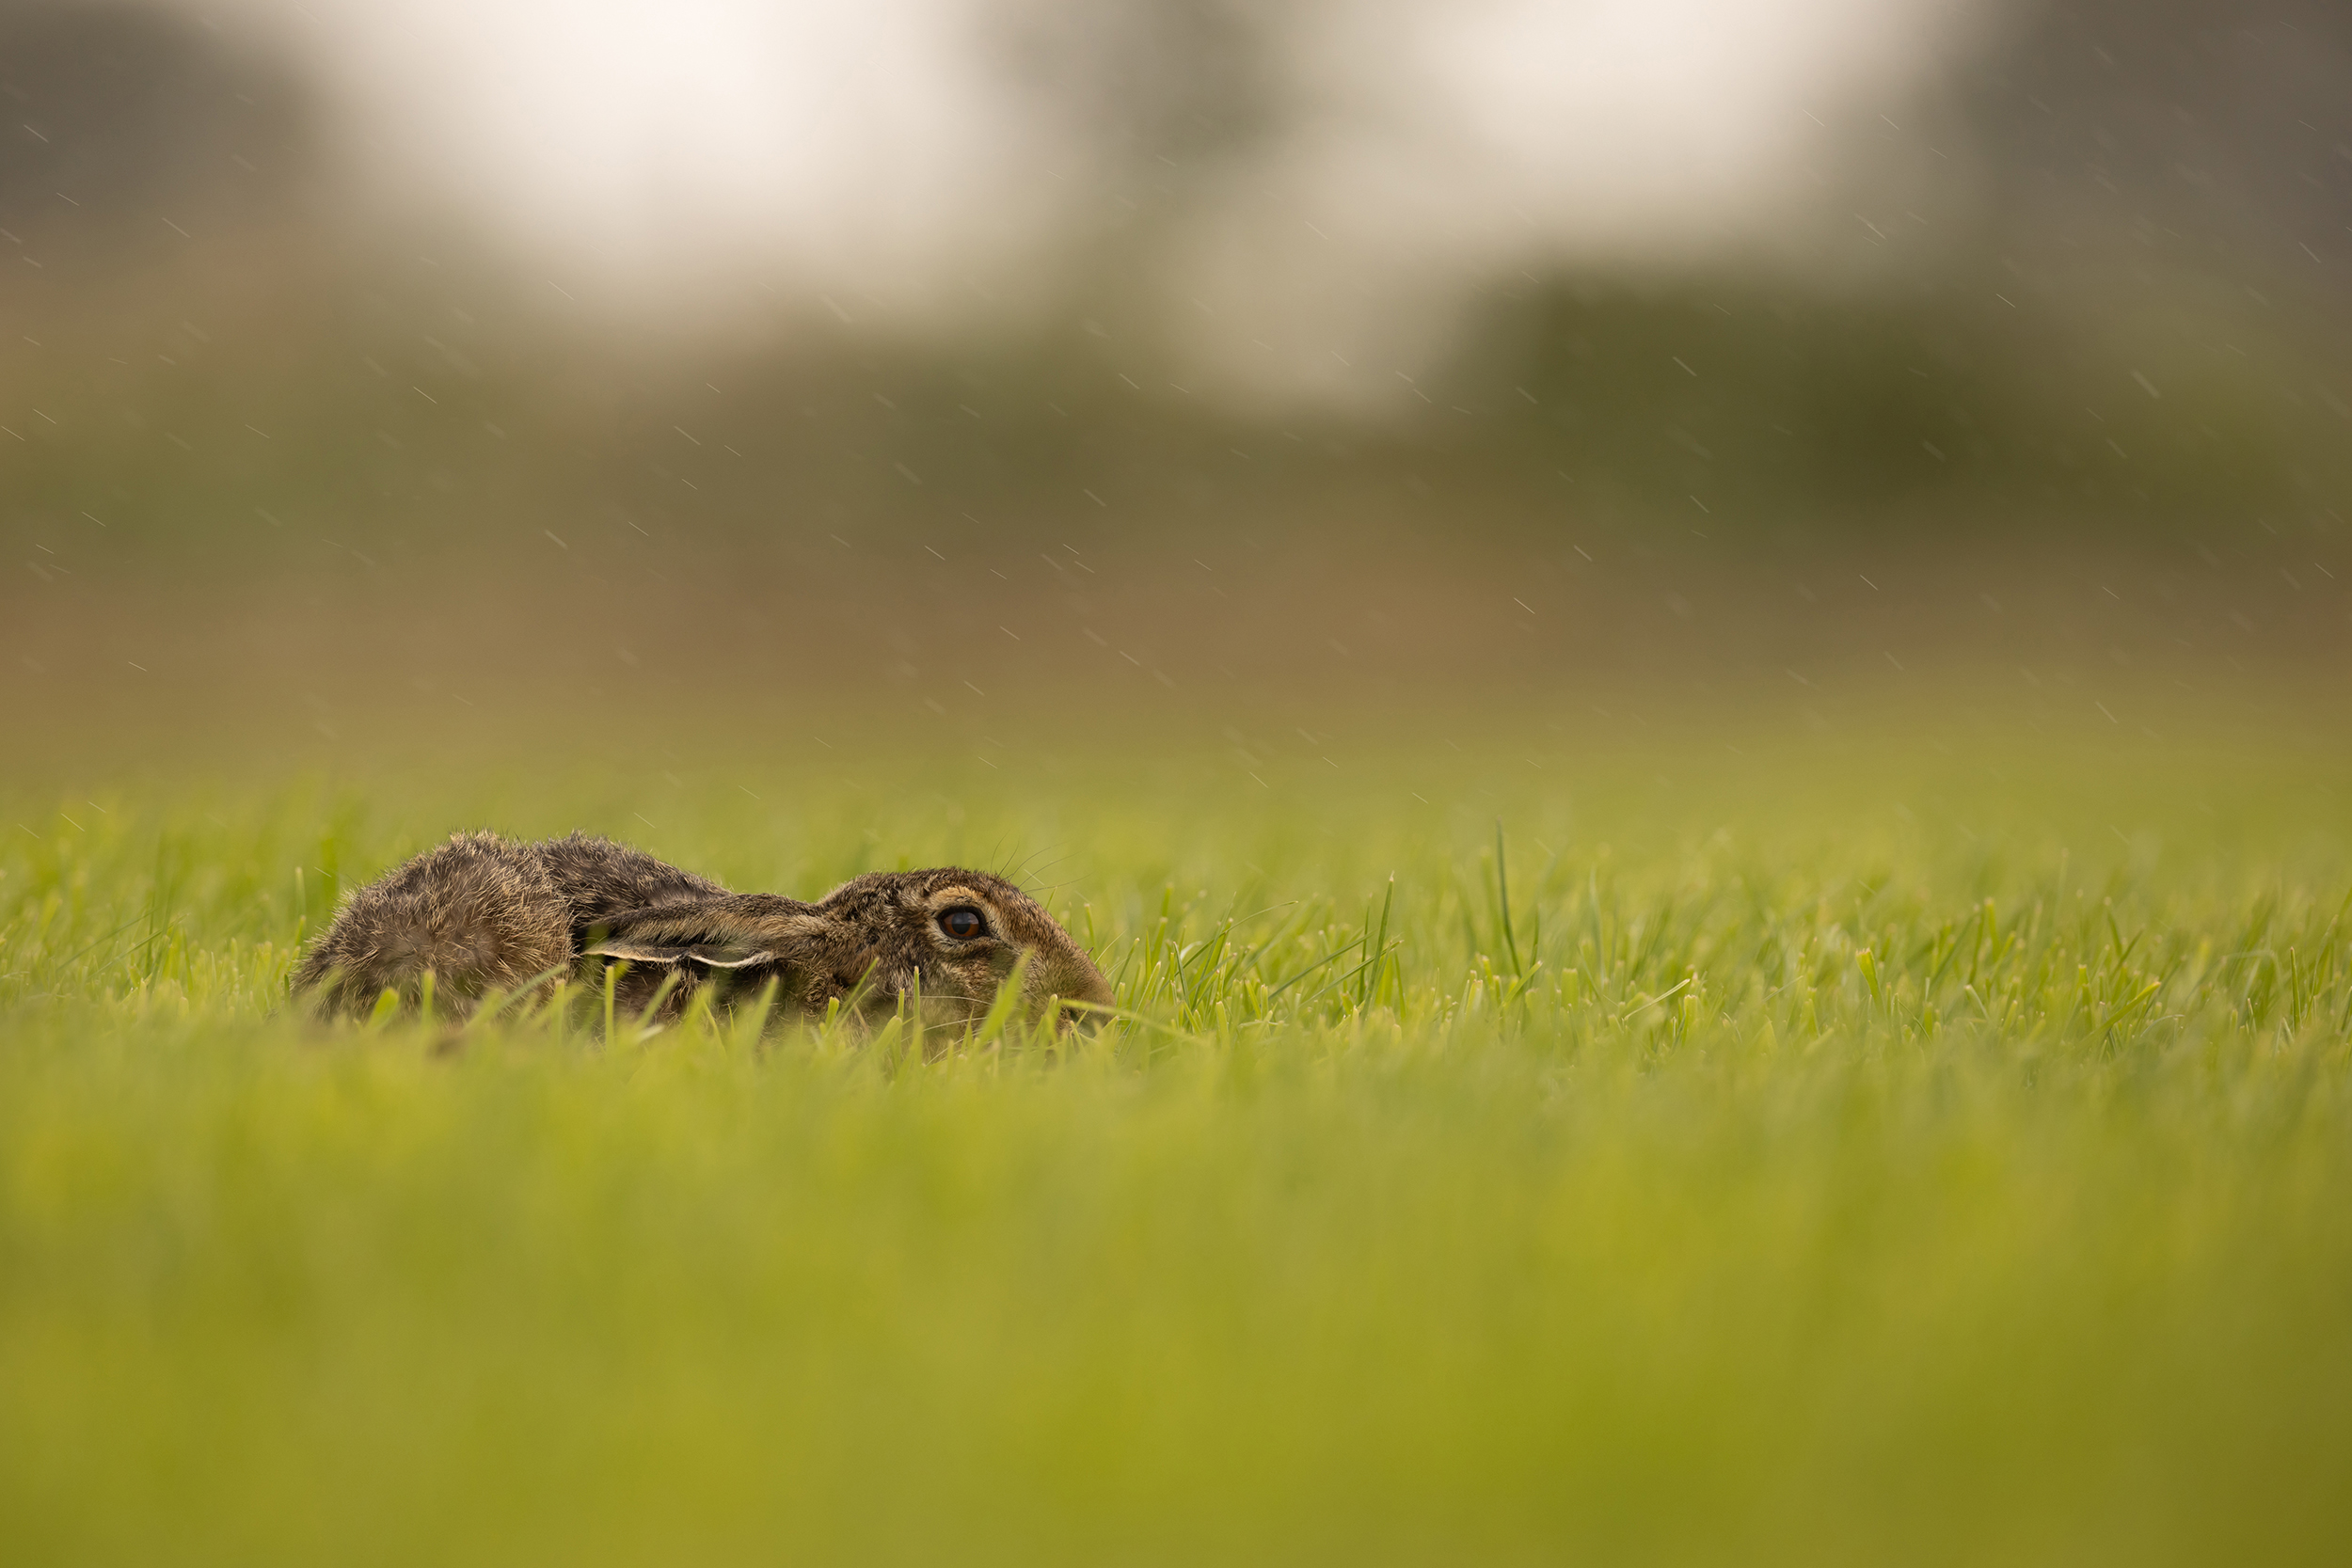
[586,867,1115,1029]
[818,868,1116,1026]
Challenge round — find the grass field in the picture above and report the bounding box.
[6,705,2352,1565]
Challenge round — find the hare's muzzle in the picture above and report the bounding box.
[1052,995,1117,1035]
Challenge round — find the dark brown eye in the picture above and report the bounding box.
[939,907,986,941]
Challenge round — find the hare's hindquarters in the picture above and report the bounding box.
[292,832,573,1020]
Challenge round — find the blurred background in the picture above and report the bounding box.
[5,0,2348,762]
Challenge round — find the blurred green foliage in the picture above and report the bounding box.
[8,241,2345,564]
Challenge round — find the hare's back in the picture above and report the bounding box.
[530,832,728,930]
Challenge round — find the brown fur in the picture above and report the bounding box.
[290,832,1115,1030]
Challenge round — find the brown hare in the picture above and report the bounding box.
[291,832,1115,1030]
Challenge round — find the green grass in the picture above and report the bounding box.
[5,721,2352,1565]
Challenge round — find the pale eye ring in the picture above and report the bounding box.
[938,907,987,942]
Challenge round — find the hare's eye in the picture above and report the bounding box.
[939,907,987,941]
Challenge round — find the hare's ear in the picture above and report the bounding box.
[584,905,805,969]
[584,936,770,969]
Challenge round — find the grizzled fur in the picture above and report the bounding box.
[291,832,1115,1030]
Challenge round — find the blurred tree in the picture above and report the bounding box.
[0,0,315,260]
[1,0,2345,560]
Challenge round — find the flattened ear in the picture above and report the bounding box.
[583,936,771,969]
[583,904,821,970]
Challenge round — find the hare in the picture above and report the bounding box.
[291,831,1116,1030]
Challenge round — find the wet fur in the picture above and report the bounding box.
[291,832,1114,1029]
